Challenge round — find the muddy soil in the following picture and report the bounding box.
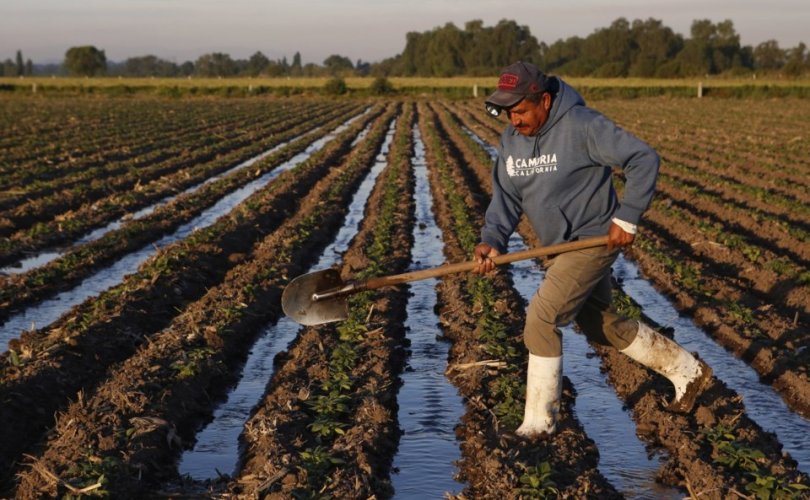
[3,96,809,499]
[0,107,362,323]
[419,102,618,497]
[452,97,810,418]
[436,99,809,495]
[0,103,355,266]
[232,105,415,498]
[11,106,401,499]
[0,106,386,493]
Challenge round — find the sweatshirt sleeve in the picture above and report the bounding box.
[587,114,659,225]
[481,149,523,253]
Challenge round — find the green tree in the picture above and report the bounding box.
[2,59,15,77]
[582,18,633,76]
[753,40,784,71]
[674,19,747,76]
[195,52,236,77]
[290,51,302,76]
[123,55,179,77]
[629,18,683,77]
[369,76,394,95]
[64,45,107,76]
[544,36,586,75]
[323,54,354,76]
[246,51,270,76]
[355,59,371,76]
[784,42,808,77]
[15,50,24,76]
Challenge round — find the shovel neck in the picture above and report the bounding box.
[312,281,364,302]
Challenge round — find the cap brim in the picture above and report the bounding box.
[485,89,524,108]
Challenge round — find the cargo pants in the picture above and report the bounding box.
[523,245,639,357]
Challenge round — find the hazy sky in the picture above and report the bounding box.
[2,0,808,64]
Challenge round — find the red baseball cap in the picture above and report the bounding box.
[485,61,547,113]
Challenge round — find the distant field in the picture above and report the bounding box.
[2,75,810,91]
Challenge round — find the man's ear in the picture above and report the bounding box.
[543,92,552,111]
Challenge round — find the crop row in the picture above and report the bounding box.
[451,100,809,416]
[432,100,809,495]
[234,104,415,498]
[0,101,356,265]
[13,103,403,498]
[0,100,346,242]
[418,102,617,497]
[0,106,365,322]
[0,103,387,491]
[0,104,310,213]
[0,98,300,178]
[593,98,810,174]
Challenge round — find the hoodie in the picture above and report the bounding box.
[481,77,659,252]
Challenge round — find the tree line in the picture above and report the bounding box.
[385,18,809,78]
[4,17,809,79]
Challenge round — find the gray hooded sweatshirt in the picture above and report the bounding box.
[481,77,659,252]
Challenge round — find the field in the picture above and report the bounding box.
[0,91,808,498]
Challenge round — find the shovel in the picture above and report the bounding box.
[282,235,609,325]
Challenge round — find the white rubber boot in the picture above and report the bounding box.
[515,354,562,437]
[621,322,712,413]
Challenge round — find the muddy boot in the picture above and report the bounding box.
[621,323,713,413]
[515,354,562,438]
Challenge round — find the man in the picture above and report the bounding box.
[473,61,712,438]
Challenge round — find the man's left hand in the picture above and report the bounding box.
[607,222,635,250]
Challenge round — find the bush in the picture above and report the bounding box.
[324,77,347,95]
[369,76,395,95]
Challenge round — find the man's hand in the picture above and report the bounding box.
[473,242,501,274]
[607,222,635,250]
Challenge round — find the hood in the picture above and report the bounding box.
[509,76,585,138]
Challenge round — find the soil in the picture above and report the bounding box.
[2,95,808,498]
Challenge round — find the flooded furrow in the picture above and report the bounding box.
[505,235,680,498]
[0,141,290,276]
[613,254,810,474]
[390,126,465,498]
[1,111,368,276]
[461,124,679,497]
[0,116,370,349]
[178,119,399,480]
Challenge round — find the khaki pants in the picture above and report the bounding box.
[523,246,639,357]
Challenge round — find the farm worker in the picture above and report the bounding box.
[473,61,713,438]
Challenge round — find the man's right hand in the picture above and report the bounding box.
[473,242,501,274]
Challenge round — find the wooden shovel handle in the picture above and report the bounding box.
[363,235,609,291]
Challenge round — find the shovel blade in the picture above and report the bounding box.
[281,268,349,326]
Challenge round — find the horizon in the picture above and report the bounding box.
[2,0,809,65]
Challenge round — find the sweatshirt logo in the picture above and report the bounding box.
[505,154,558,177]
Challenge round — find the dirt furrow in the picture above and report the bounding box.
[0,102,355,262]
[13,105,403,499]
[0,105,387,493]
[0,107,364,323]
[420,102,617,497]
[231,105,415,498]
[440,99,809,495]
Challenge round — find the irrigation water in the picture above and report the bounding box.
[0,110,370,276]
[178,119,398,479]
[390,126,465,498]
[506,235,681,499]
[0,115,370,349]
[462,125,680,497]
[614,254,810,474]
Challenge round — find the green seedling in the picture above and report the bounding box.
[745,473,810,499]
[518,461,559,498]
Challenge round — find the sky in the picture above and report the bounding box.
[1,0,808,65]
